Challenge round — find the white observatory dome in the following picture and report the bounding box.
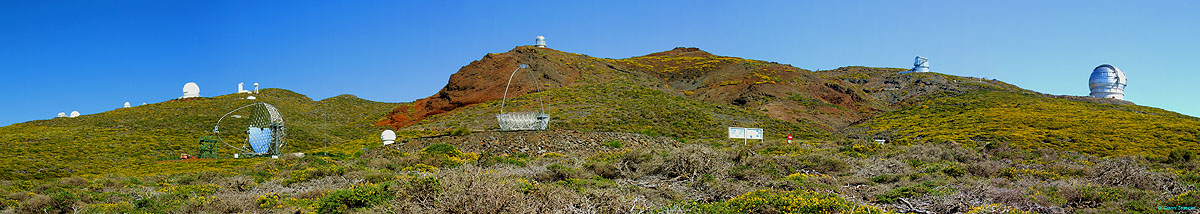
[900,56,931,74]
[535,35,546,48]
[124,102,131,108]
[181,82,201,99]
[381,130,397,145]
[69,111,80,118]
[57,112,67,118]
[1089,64,1126,100]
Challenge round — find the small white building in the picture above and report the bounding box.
[57,112,67,118]
[69,111,80,118]
[124,102,131,108]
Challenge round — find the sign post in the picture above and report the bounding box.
[729,127,764,145]
[787,135,793,144]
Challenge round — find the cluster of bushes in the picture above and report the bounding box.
[2,130,1198,213]
[687,189,890,213]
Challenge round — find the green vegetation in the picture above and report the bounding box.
[686,189,891,213]
[315,181,394,214]
[861,90,1200,157]
[0,89,404,180]
[1,47,1198,213]
[413,80,823,139]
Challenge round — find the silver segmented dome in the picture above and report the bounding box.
[1089,64,1126,100]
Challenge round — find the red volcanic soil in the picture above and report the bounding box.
[376,46,1014,131]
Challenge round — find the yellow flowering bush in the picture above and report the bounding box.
[316,181,394,214]
[690,189,892,213]
[401,163,438,173]
[542,152,565,158]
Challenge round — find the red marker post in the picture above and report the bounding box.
[787,135,793,144]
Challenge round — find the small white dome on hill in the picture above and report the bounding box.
[535,35,546,48]
[69,111,80,118]
[124,102,131,108]
[381,130,396,145]
[181,82,201,99]
[57,112,66,118]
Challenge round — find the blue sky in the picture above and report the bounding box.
[1,0,1197,126]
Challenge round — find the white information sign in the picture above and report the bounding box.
[728,127,746,139]
[745,128,763,140]
[728,127,765,145]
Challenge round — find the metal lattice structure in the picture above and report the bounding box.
[497,64,550,131]
[214,102,287,155]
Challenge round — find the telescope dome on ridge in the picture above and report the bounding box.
[1089,64,1126,100]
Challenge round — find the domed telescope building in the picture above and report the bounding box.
[535,35,546,48]
[1088,64,1126,100]
[899,56,930,74]
[181,82,201,99]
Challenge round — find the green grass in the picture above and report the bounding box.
[860,90,1200,157]
[410,80,825,139]
[0,89,404,180]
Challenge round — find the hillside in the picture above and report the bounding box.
[854,89,1200,157]
[379,46,1023,133]
[380,46,1198,158]
[2,46,1199,213]
[0,89,404,180]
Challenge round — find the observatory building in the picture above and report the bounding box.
[381,130,396,146]
[57,112,66,118]
[901,56,931,74]
[69,111,80,118]
[181,82,201,99]
[124,102,131,108]
[535,35,546,48]
[1089,64,1127,100]
[238,82,251,94]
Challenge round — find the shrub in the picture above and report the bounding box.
[478,152,529,167]
[1168,149,1195,164]
[418,143,478,167]
[446,127,472,136]
[659,144,730,178]
[421,143,462,157]
[839,141,884,158]
[283,166,348,186]
[255,192,282,209]
[876,181,944,203]
[871,174,901,184]
[315,182,394,214]
[688,189,888,213]
[602,140,623,149]
[1164,190,1200,208]
[409,176,441,200]
[544,164,580,181]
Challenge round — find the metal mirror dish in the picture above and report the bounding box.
[496,64,550,131]
[214,102,287,155]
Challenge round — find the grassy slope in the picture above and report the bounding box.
[0,89,403,180]
[860,89,1200,157]
[406,79,825,139]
